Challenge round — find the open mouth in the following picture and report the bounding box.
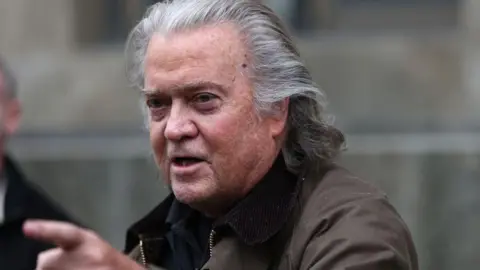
[172,157,204,167]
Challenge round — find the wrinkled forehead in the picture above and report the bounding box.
[147,24,247,68]
[144,23,250,90]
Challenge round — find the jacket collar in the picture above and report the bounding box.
[213,154,301,245]
[125,153,301,252]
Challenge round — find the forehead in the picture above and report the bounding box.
[144,23,248,91]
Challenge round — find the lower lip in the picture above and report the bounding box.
[170,161,206,175]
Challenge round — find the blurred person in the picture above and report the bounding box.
[23,0,419,269]
[0,56,79,270]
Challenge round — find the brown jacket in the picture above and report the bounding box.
[126,162,418,270]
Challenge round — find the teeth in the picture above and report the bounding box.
[181,160,188,166]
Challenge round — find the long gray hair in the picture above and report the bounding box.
[125,0,345,174]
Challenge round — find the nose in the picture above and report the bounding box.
[164,103,198,141]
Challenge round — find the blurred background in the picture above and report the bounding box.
[0,0,478,269]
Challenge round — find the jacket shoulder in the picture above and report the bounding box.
[4,155,78,224]
[306,166,387,208]
[285,165,418,269]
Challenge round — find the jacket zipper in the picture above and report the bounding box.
[139,237,148,268]
[208,229,216,258]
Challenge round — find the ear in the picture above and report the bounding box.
[268,98,289,138]
[3,99,21,135]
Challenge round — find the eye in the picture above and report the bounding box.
[146,97,168,109]
[145,96,171,121]
[193,93,217,103]
[192,93,220,112]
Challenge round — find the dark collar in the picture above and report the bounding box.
[214,154,301,245]
[125,153,301,251]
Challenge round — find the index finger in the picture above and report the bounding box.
[23,219,84,250]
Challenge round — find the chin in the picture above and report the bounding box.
[171,184,210,206]
[173,186,233,217]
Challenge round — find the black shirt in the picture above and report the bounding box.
[161,201,213,270]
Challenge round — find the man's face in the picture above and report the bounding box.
[144,23,287,215]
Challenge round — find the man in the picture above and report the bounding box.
[24,0,419,269]
[0,57,79,269]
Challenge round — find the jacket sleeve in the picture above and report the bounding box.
[299,197,419,270]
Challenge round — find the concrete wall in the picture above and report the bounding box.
[0,0,474,133]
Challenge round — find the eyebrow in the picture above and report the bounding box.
[141,81,225,96]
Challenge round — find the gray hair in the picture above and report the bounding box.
[0,56,18,99]
[126,0,345,174]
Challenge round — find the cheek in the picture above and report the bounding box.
[203,115,242,142]
[199,111,258,155]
